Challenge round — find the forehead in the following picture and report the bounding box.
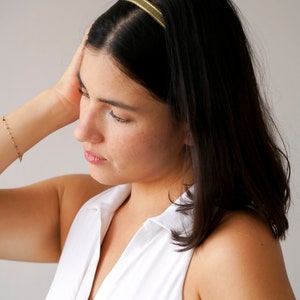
[80,48,149,98]
[79,48,172,116]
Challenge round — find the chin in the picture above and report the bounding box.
[89,169,126,187]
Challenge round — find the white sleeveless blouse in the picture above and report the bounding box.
[46,184,194,300]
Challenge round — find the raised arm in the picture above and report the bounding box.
[0,174,105,262]
[0,30,106,262]
[0,30,86,173]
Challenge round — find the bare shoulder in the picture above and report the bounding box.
[0,173,108,262]
[55,173,107,203]
[185,211,295,300]
[56,174,109,246]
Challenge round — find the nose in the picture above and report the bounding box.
[74,103,104,143]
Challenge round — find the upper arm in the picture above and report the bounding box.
[0,174,106,262]
[188,212,295,300]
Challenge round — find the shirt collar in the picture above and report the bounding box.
[85,184,194,239]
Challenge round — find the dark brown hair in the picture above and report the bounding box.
[86,0,290,249]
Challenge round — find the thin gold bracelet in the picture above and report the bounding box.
[2,116,23,162]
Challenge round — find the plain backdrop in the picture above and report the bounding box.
[0,0,299,299]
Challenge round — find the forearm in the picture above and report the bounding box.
[0,88,79,173]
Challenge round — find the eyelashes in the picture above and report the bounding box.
[78,86,90,98]
[109,111,129,123]
[78,86,129,124]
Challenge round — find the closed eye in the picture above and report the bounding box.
[109,110,129,123]
[78,86,90,99]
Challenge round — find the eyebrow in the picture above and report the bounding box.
[77,72,138,112]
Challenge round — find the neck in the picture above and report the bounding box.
[123,178,189,220]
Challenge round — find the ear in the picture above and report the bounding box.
[185,133,194,146]
[183,124,194,146]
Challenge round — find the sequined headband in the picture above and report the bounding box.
[124,0,166,28]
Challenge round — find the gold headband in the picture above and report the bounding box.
[125,0,165,28]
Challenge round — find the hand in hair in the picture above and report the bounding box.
[53,26,91,109]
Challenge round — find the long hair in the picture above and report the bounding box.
[86,0,290,250]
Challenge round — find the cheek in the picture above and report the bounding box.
[106,130,154,165]
[106,117,185,168]
[116,129,180,166]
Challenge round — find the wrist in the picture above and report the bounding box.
[44,87,80,128]
[3,89,79,160]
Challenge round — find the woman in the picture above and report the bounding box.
[0,0,295,299]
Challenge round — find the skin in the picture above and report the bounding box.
[75,48,192,298]
[0,36,295,299]
[184,212,295,299]
[74,48,189,190]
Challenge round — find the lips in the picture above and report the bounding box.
[84,149,107,164]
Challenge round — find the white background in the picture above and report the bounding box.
[0,0,299,298]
